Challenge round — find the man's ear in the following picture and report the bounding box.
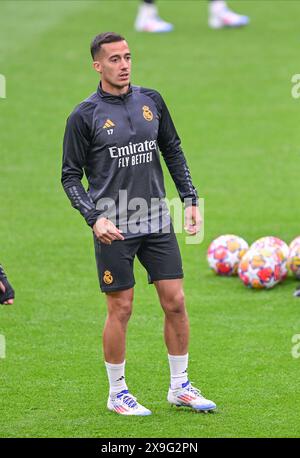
[93,60,102,74]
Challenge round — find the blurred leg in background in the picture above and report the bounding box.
[134,0,174,33]
[208,0,249,29]
[134,0,249,33]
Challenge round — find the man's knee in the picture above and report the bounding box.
[106,290,133,323]
[161,289,185,314]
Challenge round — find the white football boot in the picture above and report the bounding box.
[107,389,152,416]
[209,0,249,29]
[134,3,173,33]
[168,381,216,412]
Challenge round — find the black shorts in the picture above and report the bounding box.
[93,225,184,293]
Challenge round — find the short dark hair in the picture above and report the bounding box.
[90,32,126,59]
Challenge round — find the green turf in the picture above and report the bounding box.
[1,0,300,438]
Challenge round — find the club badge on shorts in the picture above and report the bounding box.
[103,270,113,285]
[142,105,153,121]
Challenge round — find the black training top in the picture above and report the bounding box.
[61,83,198,237]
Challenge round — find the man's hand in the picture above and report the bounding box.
[93,217,125,245]
[184,206,202,235]
[0,266,15,305]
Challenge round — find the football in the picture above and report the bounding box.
[238,248,282,289]
[288,239,300,279]
[207,234,249,276]
[250,236,289,281]
[289,236,300,252]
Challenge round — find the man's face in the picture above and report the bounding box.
[94,40,131,90]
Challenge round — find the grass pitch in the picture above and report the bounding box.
[1,1,300,438]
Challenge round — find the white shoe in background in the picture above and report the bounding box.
[209,0,249,29]
[135,3,174,33]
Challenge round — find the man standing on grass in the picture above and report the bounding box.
[61,32,216,416]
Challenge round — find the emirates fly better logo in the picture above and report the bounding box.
[108,140,157,168]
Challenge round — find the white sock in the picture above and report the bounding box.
[105,361,128,396]
[210,1,227,14]
[168,354,189,390]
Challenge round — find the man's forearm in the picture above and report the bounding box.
[164,147,199,206]
[154,92,199,206]
[62,180,102,227]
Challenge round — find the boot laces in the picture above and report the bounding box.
[116,390,137,408]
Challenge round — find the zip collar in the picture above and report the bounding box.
[97,82,133,103]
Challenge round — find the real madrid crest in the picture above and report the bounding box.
[142,105,153,121]
[103,270,113,285]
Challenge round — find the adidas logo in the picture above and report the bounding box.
[103,119,115,129]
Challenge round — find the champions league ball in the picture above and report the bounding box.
[251,236,289,258]
[289,236,300,252]
[207,234,249,276]
[238,248,282,289]
[250,236,289,281]
[288,237,300,279]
